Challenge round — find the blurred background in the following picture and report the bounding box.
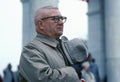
[0,0,22,76]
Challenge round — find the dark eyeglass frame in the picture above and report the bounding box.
[41,16,67,23]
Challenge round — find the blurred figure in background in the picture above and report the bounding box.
[87,53,100,82]
[3,63,14,82]
[81,61,96,82]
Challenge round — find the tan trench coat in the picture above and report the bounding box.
[19,34,81,82]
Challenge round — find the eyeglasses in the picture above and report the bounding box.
[41,16,67,23]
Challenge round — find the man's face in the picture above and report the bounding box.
[40,9,66,39]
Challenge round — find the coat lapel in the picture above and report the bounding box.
[61,36,73,65]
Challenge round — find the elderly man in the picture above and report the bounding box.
[19,6,87,82]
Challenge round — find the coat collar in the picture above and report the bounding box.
[35,33,59,48]
[35,34,73,65]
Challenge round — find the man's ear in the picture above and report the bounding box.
[37,20,44,29]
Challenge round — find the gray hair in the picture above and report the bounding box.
[34,6,58,26]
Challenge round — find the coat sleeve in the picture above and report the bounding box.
[19,46,80,82]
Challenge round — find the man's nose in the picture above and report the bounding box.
[58,19,64,24]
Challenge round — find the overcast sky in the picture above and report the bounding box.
[0,0,88,76]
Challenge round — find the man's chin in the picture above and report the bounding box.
[56,33,63,38]
[58,32,63,36]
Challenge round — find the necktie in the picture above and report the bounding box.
[57,40,70,65]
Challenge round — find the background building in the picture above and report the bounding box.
[88,0,120,82]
